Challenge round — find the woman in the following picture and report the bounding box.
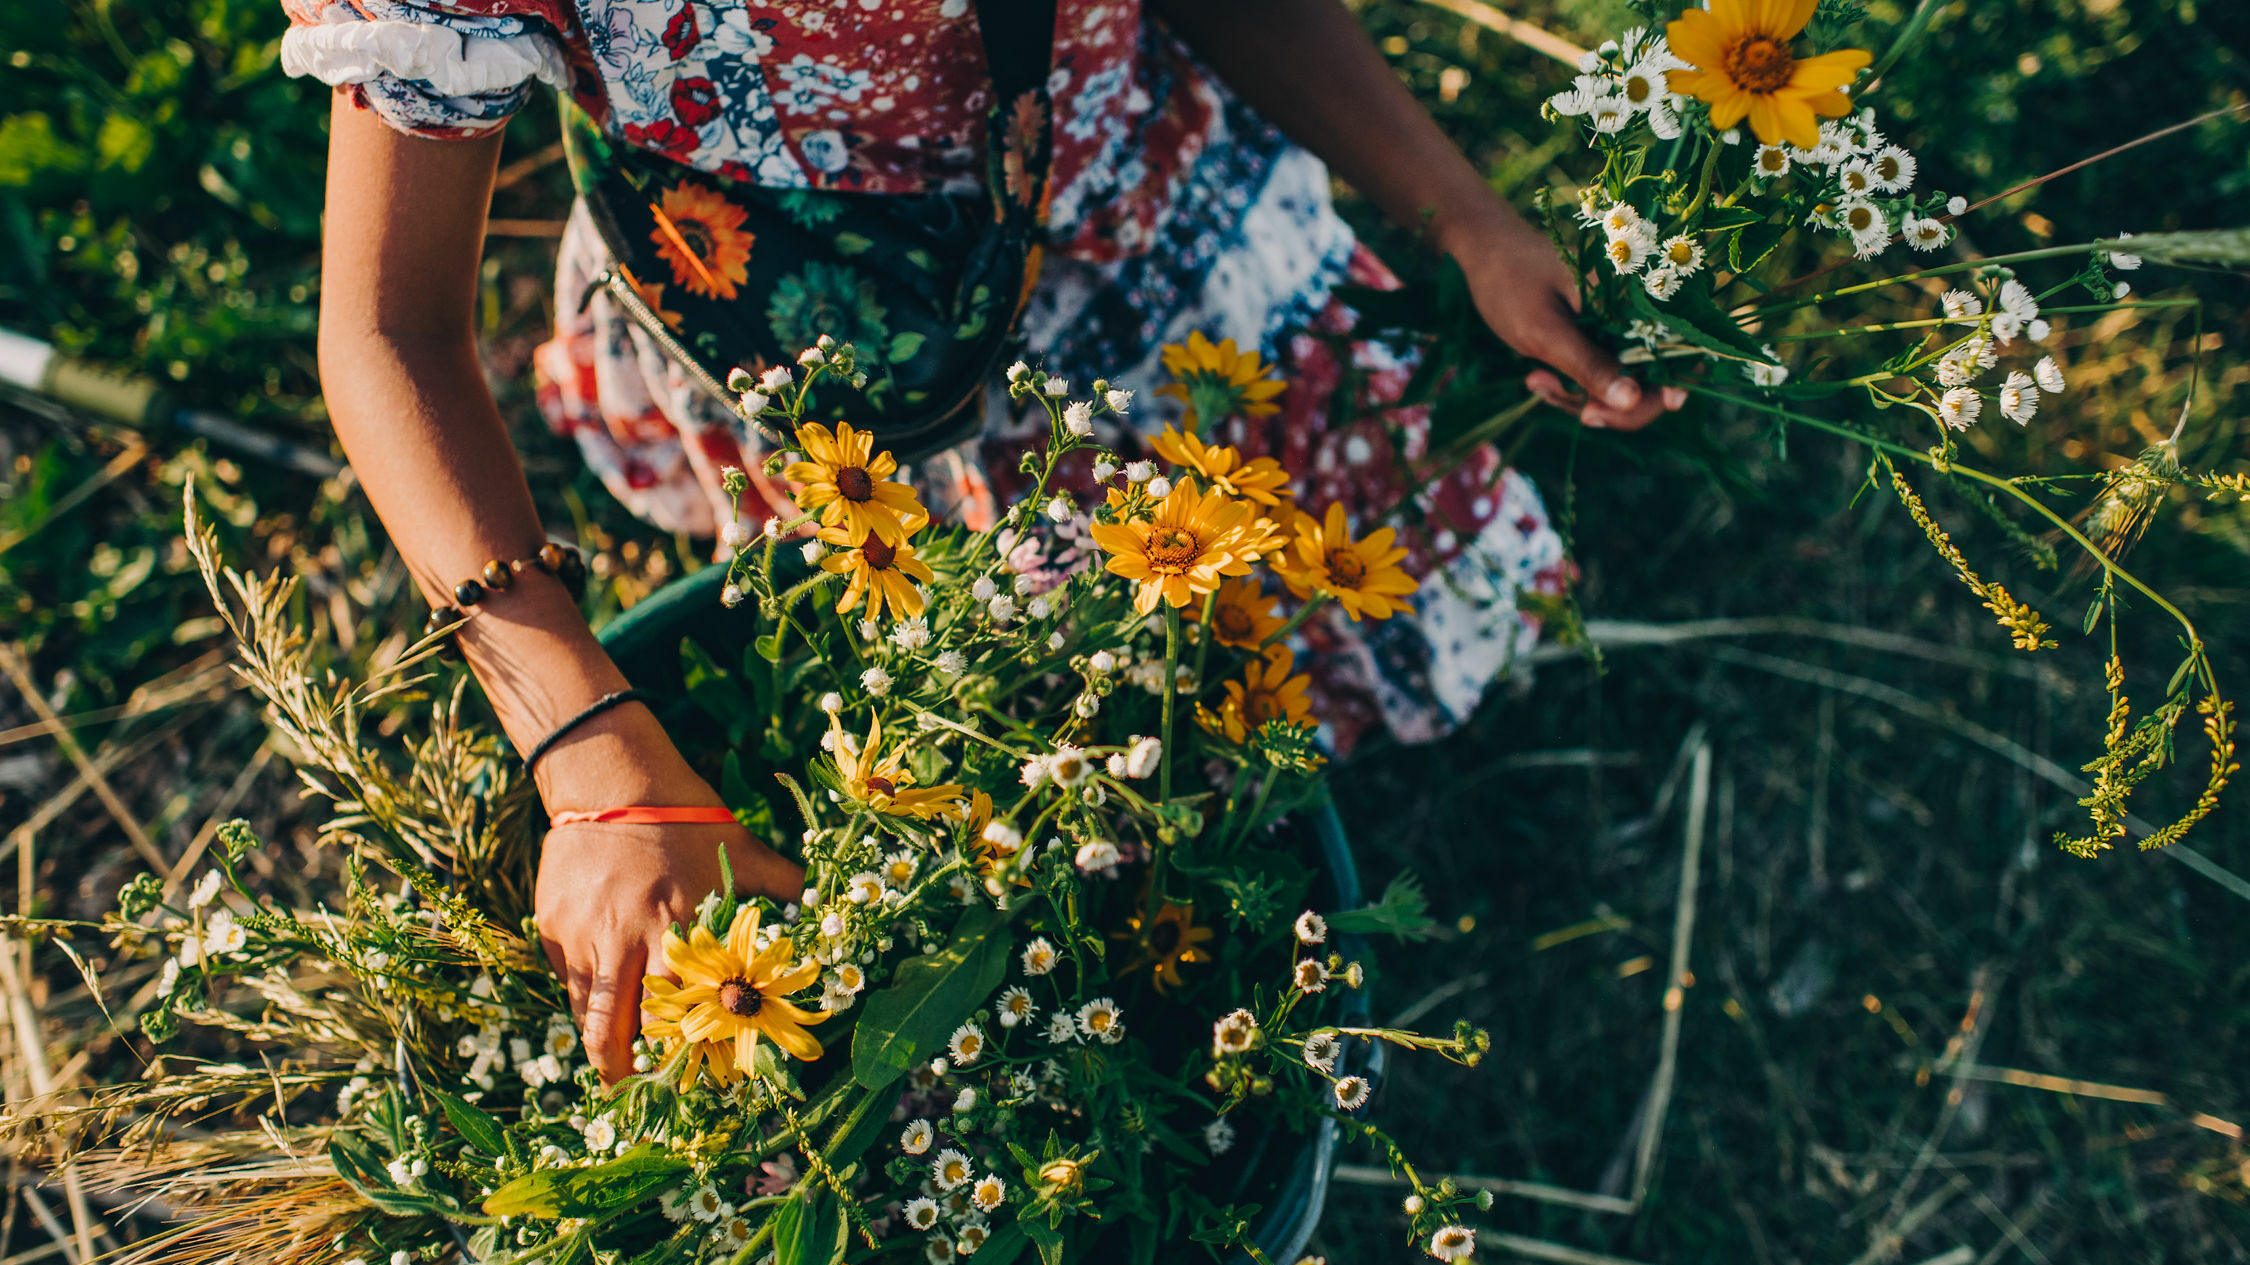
[284,0,1679,1080]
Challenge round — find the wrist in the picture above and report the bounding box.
[1428,193,1543,274]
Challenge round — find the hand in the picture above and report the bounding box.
[531,710,804,1082]
[1442,203,1686,431]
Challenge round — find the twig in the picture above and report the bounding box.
[0,644,166,873]
[0,442,146,561]
[1387,972,1490,1029]
[0,950,97,1264]
[1848,1175,1970,1265]
[1410,0,1589,66]
[1475,1229,1655,1265]
[1523,616,2057,682]
[1632,739,1709,1206]
[159,738,277,900]
[1330,1164,1634,1215]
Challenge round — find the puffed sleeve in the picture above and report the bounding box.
[279,0,590,139]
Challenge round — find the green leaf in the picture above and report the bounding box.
[426,1084,507,1159]
[825,1085,899,1174]
[773,1189,847,1265]
[1325,871,1438,940]
[328,1132,456,1218]
[1729,220,1790,275]
[888,331,927,364]
[484,1147,689,1219]
[1022,1219,1067,1265]
[851,905,1012,1090]
[1696,204,1764,232]
[976,1222,1034,1265]
[755,631,786,662]
[833,232,874,256]
[1632,280,1770,363]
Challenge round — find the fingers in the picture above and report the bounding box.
[726,832,808,904]
[578,939,647,1084]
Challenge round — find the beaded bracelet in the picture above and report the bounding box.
[423,543,589,647]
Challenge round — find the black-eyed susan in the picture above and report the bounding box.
[1277,502,1418,622]
[818,526,934,622]
[1148,426,1293,508]
[1192,577,1287,651]
[831,713,967,821]
[649,182,755,301]
[640,904,827,1089]
[1663,0,1869,150]
[784,422,930,547]
[1089,479,1258,615]
[1156,331,1288,428]
[1216,646,1315,744]
[1111,901,1214,994]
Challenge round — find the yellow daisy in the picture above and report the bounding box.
[1111,901,1215,994]
[1664,0,1870,150]
[1156,331,1288,427]
[832,713,967,821]
[1089,479,1259,615]
[1148,426,1293,508]
[1192,577,1287,651]
[819,528,934,622]
[784,422,930,547]
[1277,502,1419,622]
[1217,646,1316,744]
[640,904,827,1090]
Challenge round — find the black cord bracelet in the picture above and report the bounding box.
[523,689,654,775]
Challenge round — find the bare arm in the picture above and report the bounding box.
[317,97,800,1077]
[1149,0,1683,429]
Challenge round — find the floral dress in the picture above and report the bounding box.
[280,0,1567,756]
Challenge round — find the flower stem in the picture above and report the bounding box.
[1259,593,1330,653]
[1160,604,1182,807]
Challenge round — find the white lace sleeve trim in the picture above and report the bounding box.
[280,18,568,97]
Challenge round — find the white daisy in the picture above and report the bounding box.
[1294,910,1328,944]
[891,617,931,650]
[1870,144,1916,192]
[1076,997,1125,1044]
[860,666,892,696]
[1074,840,1121,873]
[882,851,919,889]
[1204,1118,1237,1156]
[1753,143,1791,179]
[1603,230,1653,274]
[1211,1008,1259,1056]
[904,1196,941,1231]
[2107,232,2141,270]
[1998,371,2038,424]
[1745,353,1790,388]
[1998,279,2040,321]
[902,1120,935,1154]
[948,1023,987,1066]
[1600,204,1644,238]
[1903,217,1950,252]
[1647,95,1683,139]
[1589,98,1632,133]
[1021,937,1058,976]
[923,1235,953,1264]
[1302,1030,1341,1073]
[1333,1075,1372,1110]
[846,871,884,905]
[933,1148,974,1191]
[1658,235,1705,275]
[1641,266,1684,300]
[1935,347,1981,388]
[1836,199,1885,240]
[1293,958,1332,993]
[1989,312,2023,345]
[1835,156,1877,198]
[189,870,222,910]
[1046,745,1093,787]
[997,986,1037,1028]
[1044,1012,1080,1044]
[689,1185,726,1222]
[2027,318,2051,343]
[1940,289,1983,323]
[2035,355,2067,393]
[1616,59,1666,110]
[970,1174,1006,1212]
[1947,195,1969,215]
[1937,386,1983,431]
[1430,1225,1477,1262]
[957,1224,989,1256]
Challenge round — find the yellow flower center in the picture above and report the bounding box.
[1147,526,1203,571]
[1667,241,1695,265]
[1325,547,1367,587]
[836,466,875,501]
[1607,238,1637,265]
[1723,34,1797,94]
[718,977,763,1017]
[1623,74,1656,105]
[1875,154,1901,183]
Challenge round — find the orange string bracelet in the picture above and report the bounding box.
[549,806,739,827]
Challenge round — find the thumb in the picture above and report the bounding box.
[1529,314,1642,413]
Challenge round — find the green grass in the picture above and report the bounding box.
[3,0,2249,1261]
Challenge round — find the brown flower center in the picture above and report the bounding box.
[1212,605,1254,641]
[718,977,762,1017]
[864,775,896,798]
[860,534,897,570]
[1149,919,1182,956]
[836,466,875,502]
[1147,526,1203,572]
[1325,547,1367,587]
[1723,35,1797,94]
[1244,689,1286,724]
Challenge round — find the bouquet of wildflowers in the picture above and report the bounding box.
[1534,0,2237,852]
[23,337,1498,1265]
